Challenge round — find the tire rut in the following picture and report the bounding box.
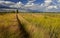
[16,14,30,38]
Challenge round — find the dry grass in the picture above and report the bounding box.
[0,13,60,38]
[19,13,60,38]
[0,13,20,38]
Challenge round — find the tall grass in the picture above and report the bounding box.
[0,13,20,38]
[19,13,60,38]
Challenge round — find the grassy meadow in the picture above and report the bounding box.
[0,13,21,38]
[18,13,60,38]
[0,12,60,38]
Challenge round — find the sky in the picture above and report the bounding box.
[0,0,60,12]
[4,0,44,4]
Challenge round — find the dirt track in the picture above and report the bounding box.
[0,13,30,38]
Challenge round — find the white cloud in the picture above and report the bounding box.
[28,0,36,2]
[0,1,24,8]
[10,2,23,8]
[0,1,15,6]
[22,0,59,12]
[25,0,37,7]
[0,1,4,4]
[24,3,45,12]
[25,2,34,7]
[47,6,58,9]
[0,0,60,12]
[44,0,52,6]
[57,0,60,2]
[45,0,52,3]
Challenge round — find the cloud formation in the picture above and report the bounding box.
[10,2,23,8]
[0,1,15,6]
[0,0,60,12]
[28,0,36,2]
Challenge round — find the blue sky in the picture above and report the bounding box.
[0,0,60,12]
[5,0,44,4]
[5,0,20,2]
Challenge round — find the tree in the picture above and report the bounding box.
[17,9,18,13]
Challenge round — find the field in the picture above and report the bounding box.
[0,13,60,38]
[0,13,28,38]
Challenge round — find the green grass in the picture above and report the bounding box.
[0,12,60,38]
[19,13,60,38]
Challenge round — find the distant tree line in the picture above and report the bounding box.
[0,9,60,13]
